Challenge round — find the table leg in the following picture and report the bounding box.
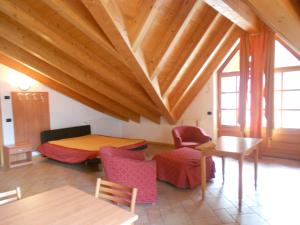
[222,156,225,184]
[238,157,243,208]
[201,155,207,200]
[254,147,259,190]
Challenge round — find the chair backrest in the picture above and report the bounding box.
[0,187,21,206]
[95,178,137,213]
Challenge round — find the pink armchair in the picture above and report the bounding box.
[100,147,157,204]
[172,126,211,148]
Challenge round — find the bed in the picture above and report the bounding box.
[38,125,147,163]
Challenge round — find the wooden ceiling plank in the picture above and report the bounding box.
[171,25,241,120]
[131,0,163,51]
[0,37,140,122]
[119,0,156,47]
[167,15,232,108]
[42,0,124,64]
[147,0,196,76]
[0,54,128,121]
[0,0,157,113]
[150,1,208,80]
[244,0,300,54]
[203,0,260,33]
[0,14,160,123]
[82,0,175,123]
[157,5,218,95]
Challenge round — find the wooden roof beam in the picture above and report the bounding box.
[42,0,124,64]
[151,1,209,80]
[244,0,300,54]
[171,25,241,120]
[0,0,157,114]
[167,15,232,108]
[146,0,196,76]
[82,0,175,123]
[130,0,162,51]
[157,4,218,95]
[0,14,160,123]
[0,37,140,122]
[0,54,128,121]
[203,0,260,33]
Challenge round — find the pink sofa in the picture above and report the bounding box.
[172,126,211,148]
[100,147,157,204]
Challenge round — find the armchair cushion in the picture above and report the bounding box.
[100,147,157,204]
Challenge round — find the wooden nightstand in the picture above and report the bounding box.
[4,143,33,168]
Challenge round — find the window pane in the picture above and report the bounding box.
[274,91,282,109]
[281,111,300,128]
[221,93,238,109]
[282,91,300,109]
[282,71,300,90]
[221,110,237,126]
[274,72,282,90]
[221,76,238,92]
[274,110,282,128]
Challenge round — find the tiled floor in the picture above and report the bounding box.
[1,144,300,225]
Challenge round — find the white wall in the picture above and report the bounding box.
[0,64,122,146]
[121,75,217,144]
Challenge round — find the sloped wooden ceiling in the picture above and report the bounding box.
[0,0,298,124]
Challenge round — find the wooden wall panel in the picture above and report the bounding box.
[12,92,50,150]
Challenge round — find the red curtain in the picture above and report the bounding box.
[238,26,275,138]
[238,32,250,136]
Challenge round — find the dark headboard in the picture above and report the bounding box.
[40,125,91,143]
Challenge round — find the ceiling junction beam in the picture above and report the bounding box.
[203,0,260,33]
[244,0,300,54]
[82,0,175,123]
[0,0,158,114]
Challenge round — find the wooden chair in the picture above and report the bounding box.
[95,178,137,213]
[0,187,21,206]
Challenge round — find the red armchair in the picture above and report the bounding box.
[100,147,157,204]
[172,126,211,148]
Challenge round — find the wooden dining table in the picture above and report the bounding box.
[0,185,138,225]
[199,136,262,208]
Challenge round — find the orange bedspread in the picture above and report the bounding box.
[48,135,146,152]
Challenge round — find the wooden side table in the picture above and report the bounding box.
[4,143,33,168]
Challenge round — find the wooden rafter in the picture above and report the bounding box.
[0,13,160,123]
[0,54,128,121]
[130,0,162,51]
[244,0,300,54]
[42,0,124,63]
[171,25,241,120]
[157,4,218,95]
[82,0,175,123]
[0,0,157,114]
[146,0,196,75]
[0,37,139,122]
[203,0,260,33]
[168,15,232,108]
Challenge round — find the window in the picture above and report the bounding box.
[274,40,300,129]
[218,39,300,130]
[219,50,240,126]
